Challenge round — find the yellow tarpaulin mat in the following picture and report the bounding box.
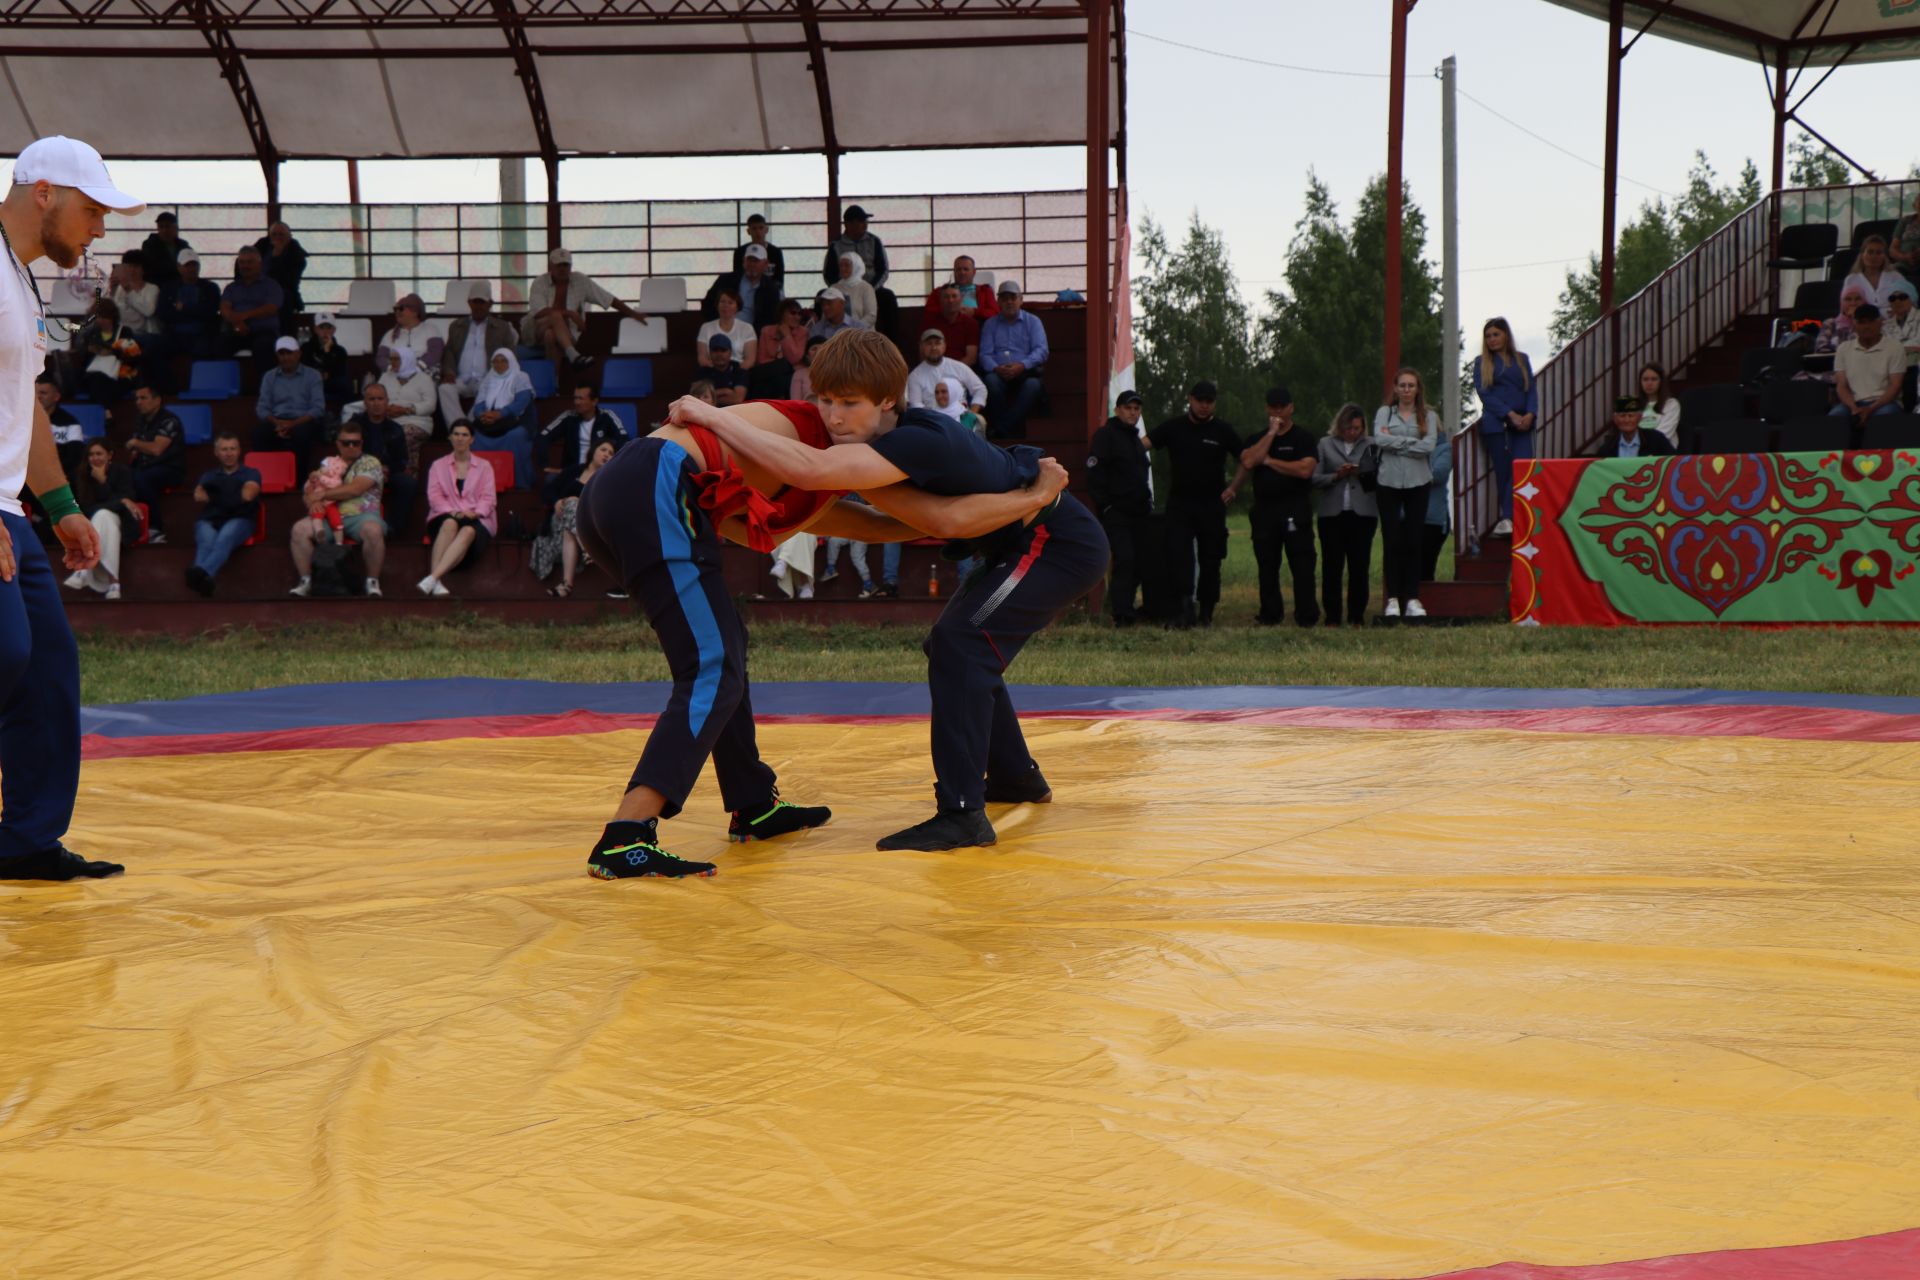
[4,718,1920,1278]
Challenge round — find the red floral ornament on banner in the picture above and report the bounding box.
[1835,550,1896,606]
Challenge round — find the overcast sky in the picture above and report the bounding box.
[55,1,1920,366]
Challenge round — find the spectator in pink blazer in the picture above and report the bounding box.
[417,419,498,597]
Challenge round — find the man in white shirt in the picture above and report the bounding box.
[0,135,138,881]
[111,248,161,343]
[438,282,515,427]
[903,329,987,417]
[1833,303,1906,426]
[521,246,648,371]
[1886,287,1920,409]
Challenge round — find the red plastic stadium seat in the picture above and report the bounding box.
[242,505,268,548]
[474,450,516,493]
[247,451,297,495]
[133,501,151,547]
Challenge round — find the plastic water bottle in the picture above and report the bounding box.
[926,563,940,598]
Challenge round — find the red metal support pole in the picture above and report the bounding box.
[1770,44,1789,195]
[543,153,561,254]
[1598,0,1624,314]
[1086,0,1112,437]
[1383,0,1411,394]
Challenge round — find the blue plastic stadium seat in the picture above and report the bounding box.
[178,360,243,401]
[174,403,214,446]
[605,402,640,439]
[520,357,559,399]
[601,358,653,400]
[69,403,107,440]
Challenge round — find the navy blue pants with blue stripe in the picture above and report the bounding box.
[925,496,1109,811]
[0,511,82,861]
[576,438,777,821]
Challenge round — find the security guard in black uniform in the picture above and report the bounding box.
[1146,380,1241,627]
[1234,386,1320,626]
[1086,388,1152,626]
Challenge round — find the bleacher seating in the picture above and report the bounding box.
[521,358,559,398]
[70,403,107,440]
[1693,420,1771,454]
[1777,418,1850,453]
[1759,378,1830,423]
[1852,218,1898,249]
[600,358,653,400]
[605,402,640,439]
[174,403,214,446]
[1863,415,1920,449]
[474,450,516,493]
[1828,247,1859,280]
[344,279,398,315]
[1768,222,1838,272]
[1790,279,1841,324]
[612,317,669,355]
[1738,345,1800,386]
[437,279,484,314]
[1678,382,1745,424]
[179,360,243,402]
[247,451,297,494]
[638,278,687,314]
[331,317,374,356]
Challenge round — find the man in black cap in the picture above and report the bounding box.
[140,210,192,288]
[1233,386,1320,626]
[823,205,895,336]
[1146,380,1242,627]
[1599,394,1673,459]
[1087,388,1153,626]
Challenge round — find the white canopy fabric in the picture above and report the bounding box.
[0,1,1122,161]
[1540,0,1920,66]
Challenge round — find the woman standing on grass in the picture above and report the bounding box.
[1373,368,1439,621]
[1312,403,1378,627]
[1471,317,1535,537]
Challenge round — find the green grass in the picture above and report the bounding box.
[73,533,1897,705]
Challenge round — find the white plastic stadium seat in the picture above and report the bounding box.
[344,278,397,315]
[637,277,688,315]
[330,317,374,356]
[976,269,996,286]
[46,274,95,317]
[438,279,482,314]
[612,316,669,355]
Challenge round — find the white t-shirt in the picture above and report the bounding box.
[0,252,46,517]
[696,317,757,361]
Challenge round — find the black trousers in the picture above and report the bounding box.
[1099,507,1152,621]
[251,420,320,481]
[130,461,183,533]
[575,436,778,821]
[924,497,1108,811]
[1164,498,1229,619]
[1249,505,1318,625]
[1421,522,1449,585]
[1318,511,1377,624]
[1376,483,1432,604]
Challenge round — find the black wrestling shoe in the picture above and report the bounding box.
[0,844,125,881]
[984,767,1052,805]
[728,795,831,843]
[876,808,996,852]
[586,820,716,880]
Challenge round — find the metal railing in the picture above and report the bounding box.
[42,190,1111,313]
[1458,177,1920,551]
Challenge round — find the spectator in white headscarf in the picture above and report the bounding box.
[470,348,537,489]
[377,345,438,473]
[836,251,879,328]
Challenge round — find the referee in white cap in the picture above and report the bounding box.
[0,136,143,880]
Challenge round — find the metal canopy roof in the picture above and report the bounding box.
[0,1,1124,163]
[1539,0,1920,66]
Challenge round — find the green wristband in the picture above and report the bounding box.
[38,484,81,523]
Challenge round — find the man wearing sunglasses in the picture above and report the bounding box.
[0,136,143,881]
[289,427,387,599]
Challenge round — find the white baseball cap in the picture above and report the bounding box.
[273,336,299,353]
[312,312,337,328]
[549,247,572,265]
[817,287,846,302]
[743,244,769,261]
[176,249,200,266]
[13,136,144,214]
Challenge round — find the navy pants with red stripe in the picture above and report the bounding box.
[576,437,778,820]
[925,496,1109,811]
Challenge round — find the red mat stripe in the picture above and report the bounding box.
[1402,1225,1920,1278]
[80,702,1920,761]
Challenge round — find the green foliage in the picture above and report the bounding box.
[1131,211,1261,433]
[1550,152,1764,350]
[1251,172,1447,437]
[1789,132,1851,188]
